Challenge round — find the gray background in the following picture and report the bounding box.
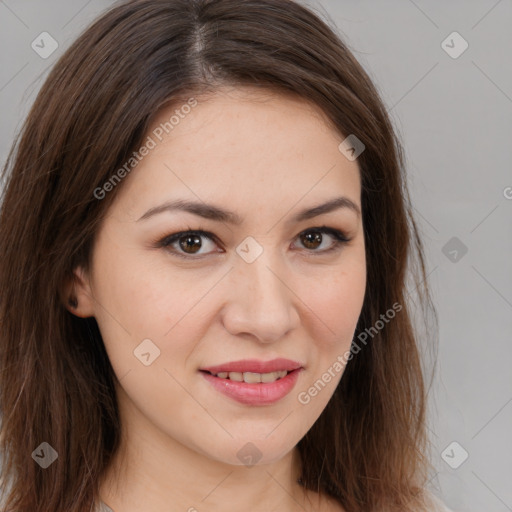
[1,1,511,511]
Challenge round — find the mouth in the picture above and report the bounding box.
[199,369,292,383]
[198,359,304,405]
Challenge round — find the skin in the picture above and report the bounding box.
[68,85,366,512]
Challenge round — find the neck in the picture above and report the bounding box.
[99,384,326,512]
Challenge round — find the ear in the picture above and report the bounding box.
[60,266,96,318]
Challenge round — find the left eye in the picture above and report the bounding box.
[157,226,350,259]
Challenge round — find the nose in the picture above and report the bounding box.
[221,254,300,344]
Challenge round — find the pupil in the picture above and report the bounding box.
[302,231,321,249]
[180,235,201,253]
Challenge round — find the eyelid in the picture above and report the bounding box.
[155,226,351,259]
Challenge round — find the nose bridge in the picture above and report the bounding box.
[222,241,299,342]
[235,234,285,295]
[242,253,285,305]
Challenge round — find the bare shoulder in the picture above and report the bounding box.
[302,488,452,512]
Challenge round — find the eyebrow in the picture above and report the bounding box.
[137,196,361,224]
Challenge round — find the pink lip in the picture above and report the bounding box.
[200,368,303,405]
[200,358,303,374]
[199,358,304,406]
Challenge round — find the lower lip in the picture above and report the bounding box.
[200,368,302,405]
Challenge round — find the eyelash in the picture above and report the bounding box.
[155,225,351,260]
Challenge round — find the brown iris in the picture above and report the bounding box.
[179,234,203,254]
[300,230,322,250]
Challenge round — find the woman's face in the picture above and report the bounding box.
[73,86,366,467]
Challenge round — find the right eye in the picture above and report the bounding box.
[157,229,222,259]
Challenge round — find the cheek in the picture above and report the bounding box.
[90,248,216,375]
[292,260,365,413]
[92,244,198,334]
[299,257,366,348]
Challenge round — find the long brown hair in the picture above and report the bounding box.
[0,1,438,510]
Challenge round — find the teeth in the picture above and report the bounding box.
[212,370,289,383]
[243,372,261,383]
[261,370,287,382]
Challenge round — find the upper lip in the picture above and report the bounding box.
[200,358,303,374]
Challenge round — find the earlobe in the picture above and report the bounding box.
[67,295,79,309]
[61,266,95,318]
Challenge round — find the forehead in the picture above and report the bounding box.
[115,86,362,222]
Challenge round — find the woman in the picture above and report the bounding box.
[0,0,451,511]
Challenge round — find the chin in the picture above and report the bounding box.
[199,436,296,468]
